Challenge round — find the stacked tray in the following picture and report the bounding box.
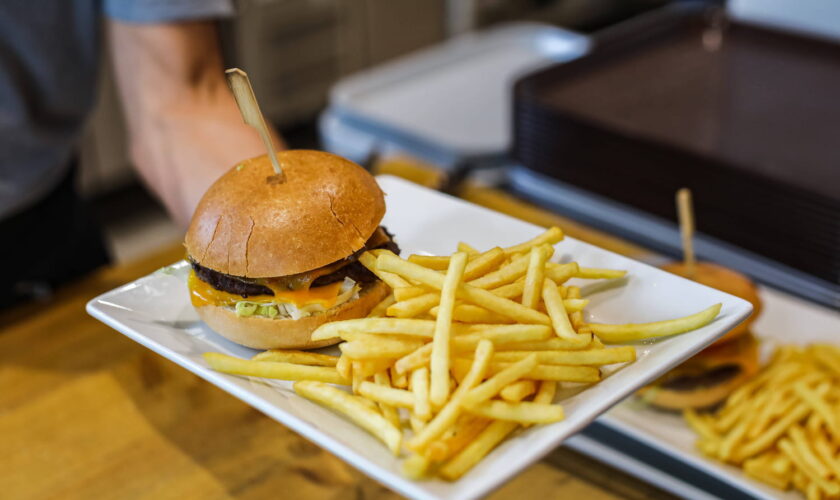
[320,22,589,169]
[511,4,840,306]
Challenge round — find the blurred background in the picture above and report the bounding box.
[79,0,839,313]
[80,0,667,262]
[5,2,840,498]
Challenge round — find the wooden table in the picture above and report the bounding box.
[0,187,676,500]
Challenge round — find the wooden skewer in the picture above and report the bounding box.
[676,188,696,279]
[225,68,285,183]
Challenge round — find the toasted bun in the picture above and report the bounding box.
[185,150,385,277]
[639,333,759,410]
[196,281,390,350]
[661,262,762,344]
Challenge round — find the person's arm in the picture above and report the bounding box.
[108,20,284,227]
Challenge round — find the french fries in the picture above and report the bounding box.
[463,400,565,424]
[500,380,536,402]
[461,355,538,408]
[203,353,348,385]
[411,367,432,420]
[590,303,722,343]
[387,293,439,318]
[358,381,416,408]
[439,420,519,480]
[543,278,588,345]
[502,226,563,255]
[431,252,468,407]
[452,358,601,383]
[685,344,840,498]
[202,226,723,482]
[522,246,550,309]
[374,370,401,428]
[294,381,401,454]
[311,318,436,341]
[252,349,338,366]
[377,252,551,325]
[408,340,495,452]
[490,346,636,366]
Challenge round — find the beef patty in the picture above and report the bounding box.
[190,226,399,298]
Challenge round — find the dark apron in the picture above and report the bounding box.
[0,161,111,309]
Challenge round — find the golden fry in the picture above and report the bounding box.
[431,252,469,408]
[358,252,411,289]
[355,358,395,379]
[411,367,432,420]
[408,340,494,452]
[311,318,436,341]
[374,371,401,429]
[467,251,534,289]
[294,381,401,454]
[491,346,636,366]
[253,349,338,366]
[336,354,352,380]
[452,359,600,383]
[502,226,563,255]
[391,366,408,389]
[393,286,428,301]
[368,294,396,317]
[542,278,588,344]
[590,303,722,343]
[425,415,491,462]
[408,254,453,270]
[457,241,480,255]
[533,380,557,404]
[545,262,579,285]
[401,453,431,480]
[574,267,627,280]
[463,247,506,281]
[461,355,538,408]
[498,336,594,351]
[430,303,513,324]
[463,400,565,424]
[499,380,537,402]
[339,338,426,360]
[358,381,416,408]
[204,353,348,385]
[521,245,550,309]
[439,420,519,480]
[388,293,439,318]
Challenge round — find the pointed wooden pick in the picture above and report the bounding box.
[225,68,285,183]
[676,188,696,279]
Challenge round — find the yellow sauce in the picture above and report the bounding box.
[188,271,342,309]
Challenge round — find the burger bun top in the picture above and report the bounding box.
[185,150,385,278]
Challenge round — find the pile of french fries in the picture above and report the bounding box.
[204,227,721,480]
[685,345,840,500]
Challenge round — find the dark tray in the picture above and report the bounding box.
[512,4,840,289]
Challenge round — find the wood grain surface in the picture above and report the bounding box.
[0,187,676,500]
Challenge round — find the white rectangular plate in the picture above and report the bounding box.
[87,176,752,500]
[571,285,840,500]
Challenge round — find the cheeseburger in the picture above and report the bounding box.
[638,262,762,410]
[185,150,396,350]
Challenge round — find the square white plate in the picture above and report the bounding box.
[87,176,752,500]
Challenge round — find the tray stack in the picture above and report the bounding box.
[512,5,840,305]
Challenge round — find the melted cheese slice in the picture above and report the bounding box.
[188,271,342,309]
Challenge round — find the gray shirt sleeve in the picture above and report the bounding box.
[105,0,234,23]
